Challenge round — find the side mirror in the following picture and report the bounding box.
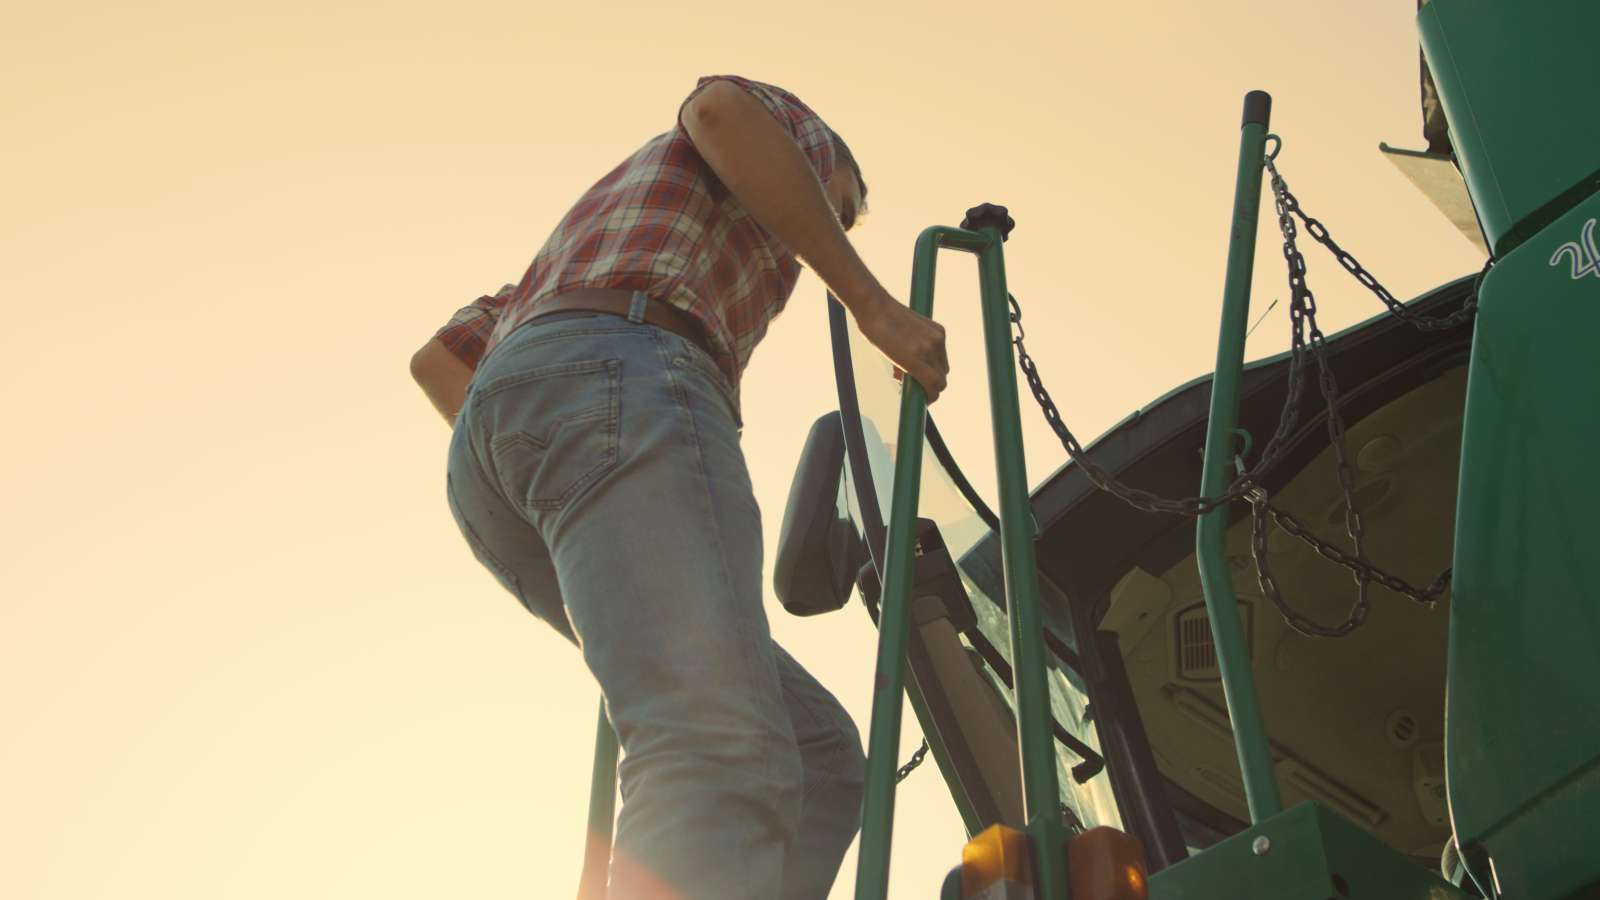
[774,412,867,616]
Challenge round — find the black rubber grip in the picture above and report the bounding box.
[960,203,1016,241]
[1243,90,1272,128]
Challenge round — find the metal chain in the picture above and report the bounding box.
[1012,293,1308,518]
[1269,157,1480,333]
[1247,157,1374,637]
[1251,153,1472,634]
[1006,138,1481,637]
[893,741,1092,834]
[1251,495,1453,604]
[896,739,929,783]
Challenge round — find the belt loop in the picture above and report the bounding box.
[627,290,649,324]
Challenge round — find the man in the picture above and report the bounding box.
[410,75,949,899]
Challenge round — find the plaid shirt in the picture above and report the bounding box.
[433,75,838,386]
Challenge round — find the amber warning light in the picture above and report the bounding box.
[954,823,1149,900]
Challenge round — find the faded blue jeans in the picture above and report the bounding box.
[444,302,865,899]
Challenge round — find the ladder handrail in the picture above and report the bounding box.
[854,220,1068,900]
[576,701,618,900]
[1194,90,1283,825]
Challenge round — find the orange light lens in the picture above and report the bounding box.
[1067,826,1150,900]
[961,824,1034,896]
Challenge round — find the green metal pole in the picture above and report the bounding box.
[576,700,618,900]
[1195,90,1283,824]
[854,225,990,900]
[974,224,1070,899]
[853,227,941,900]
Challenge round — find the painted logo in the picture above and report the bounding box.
[1550,217,1600,281]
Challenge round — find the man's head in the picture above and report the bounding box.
[826,129,868,231]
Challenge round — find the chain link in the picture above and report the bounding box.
[1278,174,1480,332]
[896,739,929,783]
[1251,494,1452,606]
[1012,292,1307,518]
[1250,154,1378,636]
[1006,138,1483,637]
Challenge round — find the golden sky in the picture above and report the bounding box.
[2,2,1481,897]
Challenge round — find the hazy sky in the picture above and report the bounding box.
[3,2,1483,897]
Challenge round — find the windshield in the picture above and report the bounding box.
[835,304,1121,832]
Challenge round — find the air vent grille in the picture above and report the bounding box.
[1175,601,1253,682]
[1181,614,1216,675]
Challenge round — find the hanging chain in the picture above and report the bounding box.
[1248,154,1374,636]
[1012,291,1308,518]
[1006,137,1483,636]
[1251,497,1453,616]
[896,739,930,783]
[1271,158,1480,332]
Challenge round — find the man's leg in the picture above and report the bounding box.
[552,328,802,899]
[773,645,866,900]
[455,315,804,899]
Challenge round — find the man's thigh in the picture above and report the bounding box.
[542,326,790,761]
[522,321,804,894]
[773,645,863,776]
[445,401,570,639]
[460,314,794,764]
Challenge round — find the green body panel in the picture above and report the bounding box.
[1149,803,1468,900]
[855,225,1067,900]
[1418,0,1600,255]
[1447,191,1600,899]
[1194,107,1280,824]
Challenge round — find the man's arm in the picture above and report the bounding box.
[680,81,949,401]
[410,338,475,426]
[411,285,512,426]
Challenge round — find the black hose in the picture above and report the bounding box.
[925,416,1001,533]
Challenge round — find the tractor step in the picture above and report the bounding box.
[1148,802,1467,900]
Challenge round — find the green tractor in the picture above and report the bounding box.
[585,2,1600,896]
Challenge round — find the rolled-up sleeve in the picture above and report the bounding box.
[679,74,837,185]
[432,283,516,370]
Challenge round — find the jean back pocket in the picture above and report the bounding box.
[477,358,622,512]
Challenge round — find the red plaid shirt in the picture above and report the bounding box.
[433,75,838,386]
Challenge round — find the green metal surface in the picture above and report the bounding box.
[975,223,1069,893]
[1148,802,1469,900]
[853,227,949,900]
[1193,95,1281,824]
[854,223,1068,899]
[1419,0,1600,256]
[578,701,619,898]
[1446,189,1600,900]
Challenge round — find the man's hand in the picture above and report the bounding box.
[679,83,950,402]
[854,292,949,403]
[410,338,475,426]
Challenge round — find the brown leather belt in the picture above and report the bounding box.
[530,287,716,362]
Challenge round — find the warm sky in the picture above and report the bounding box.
[3,2,1483,898]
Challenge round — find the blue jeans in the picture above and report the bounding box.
[444,304,865,899]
